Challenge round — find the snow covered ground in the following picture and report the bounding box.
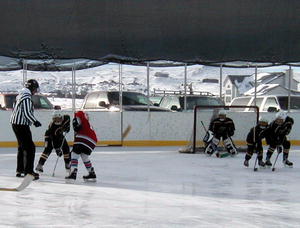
[0,146,300,227]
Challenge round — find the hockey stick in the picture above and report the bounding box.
[122,125,132,139]
[52,156,60,177]
[272,150,281,172]
[253,155,258,171]
[200,121,212,154]
[0,174,34,192]
[52,133,67,177]
[253,143,259,171]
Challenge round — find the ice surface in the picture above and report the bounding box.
[0,146,300,227]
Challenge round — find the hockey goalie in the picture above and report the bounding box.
[204,110,237,156]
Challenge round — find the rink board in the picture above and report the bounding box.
[1,110,300,147]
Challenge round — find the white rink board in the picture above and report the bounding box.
[0,110,300,144]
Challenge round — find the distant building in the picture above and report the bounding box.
[223,75,251,104]
[255,71,299,90]
[223,70,300,104]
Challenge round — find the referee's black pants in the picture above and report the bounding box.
[12,124,36,174]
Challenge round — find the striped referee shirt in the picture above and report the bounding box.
[10,88,38,125]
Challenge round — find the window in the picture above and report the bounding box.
[250,98,263,111]
[179,96,224,110]
[39,97,53,109]
[226,89,231,95]
[108,92,151,106]
[4,94,17,109]
[168,97,180,110]
[263,97,278,111]
[278,96,300,110]
[225,97,231,103]
[159,97,171,109]
[32,95,53,109]
[230,97,251,106]
[83,93,103,109]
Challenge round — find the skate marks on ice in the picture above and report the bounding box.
[1,147,300,227]
[1,180,300,227]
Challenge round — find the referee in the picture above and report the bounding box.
[10,79,42,180]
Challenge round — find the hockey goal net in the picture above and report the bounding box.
[180,105,259,153]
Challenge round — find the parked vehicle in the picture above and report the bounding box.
[159,95,224,111]
[81,91,170,111]
[149,95,164,106]
[230,95,300,112]
[0,92,60,110]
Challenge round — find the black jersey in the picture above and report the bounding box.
[209,117,235,137]
[246,125,268,145]
[45,115,70,139]
[266,116,294,145]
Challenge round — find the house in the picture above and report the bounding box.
[223,75,251,104]
[223,70,300,104]
[256,71,299,90]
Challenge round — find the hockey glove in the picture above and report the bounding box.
[55,148,63,157]
[34,121,42,127]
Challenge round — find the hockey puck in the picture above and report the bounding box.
[272,168,275,171]
[254,168,258,172]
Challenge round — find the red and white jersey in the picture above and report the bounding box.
[74,111,98,150]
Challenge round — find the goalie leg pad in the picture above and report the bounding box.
[224,137,237,155]
[203,130,214,144]
[205,137,219,155]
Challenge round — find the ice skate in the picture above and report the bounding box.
[65,164,71,178]
[265,159,272,167]
[258,160,265,168]
[65,169,71,178]
[83,167,97,182]
[65,168,77,183]
[35,164,44,173]
[283,159,293,167]
[16,172,25,178]
[243,160,249,167]
[27,172,39,181]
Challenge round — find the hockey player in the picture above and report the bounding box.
[204,110,237,156]
[65,111,98,182]
[35,111,71,175]
[265,111,294,167]
[244,117,269,167]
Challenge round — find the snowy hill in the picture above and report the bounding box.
[0,64,298,106]
[0,64,263,94]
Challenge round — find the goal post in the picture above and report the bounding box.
[180,105,259,153]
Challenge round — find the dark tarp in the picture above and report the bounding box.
[0,0,300,69]
[0,56,105,71]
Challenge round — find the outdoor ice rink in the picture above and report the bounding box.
[0,146,300,228]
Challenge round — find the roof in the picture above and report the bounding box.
[256,72,285,83]
[244,84,300,96]
[244,84,279,96]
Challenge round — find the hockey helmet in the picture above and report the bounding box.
[275,111,286,125]
[258,117,268,128]
[275,111,287,120]
[52,110,63,125]
[218,109,227,116]
[218,110,227,119]
[25,79,40,94]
